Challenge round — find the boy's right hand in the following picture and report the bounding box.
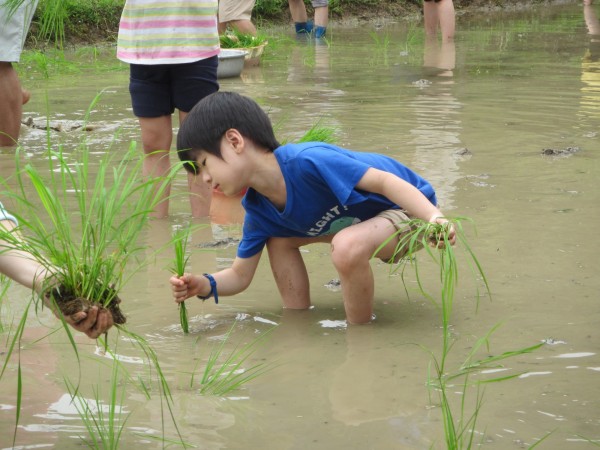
[428,215,456,247]
[170,273,205,303]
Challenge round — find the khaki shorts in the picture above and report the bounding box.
[376,209,422,264]
[0,0,39,62]
[218,0,255,23]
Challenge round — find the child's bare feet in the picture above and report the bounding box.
[22,88,30,105]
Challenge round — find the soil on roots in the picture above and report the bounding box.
[47,285,127,325]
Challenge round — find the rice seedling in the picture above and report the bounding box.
[297,121,337,143]
[369,30,391,67]
[5,0,67,45]
[575,434,599,447]
[0,277,10,333]
[2,143,159,328]
[65,347,130,449]
[219,28,269,49]
[0,294,32,445]
[0,92,192,446]
[171,225,193,334]
[64,329,193,449]
[278,120,338,145]
[191,321,277,396]
[375,217,542,448]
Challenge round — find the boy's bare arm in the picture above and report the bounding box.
[170,252,262,302]
[356,168,443,221]
[357,168,456,246]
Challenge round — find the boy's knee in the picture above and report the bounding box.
[330,233,366,271]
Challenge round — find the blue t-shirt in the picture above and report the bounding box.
[238,143,437,258]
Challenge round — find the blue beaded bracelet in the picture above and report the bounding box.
[197,273,219,304]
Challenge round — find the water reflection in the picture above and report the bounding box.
[580,2,600,128]
[409,38,462,209]
[329,327,422,431]
[283,38,344,140]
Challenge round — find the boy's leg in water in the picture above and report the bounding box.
[268,215,403,325]
[267,235,332,310]
[330,215,403,324]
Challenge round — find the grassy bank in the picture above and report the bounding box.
[26,0,553,47]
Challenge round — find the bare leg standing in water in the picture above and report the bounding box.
[0,0,39,147]
[423,0,455,42]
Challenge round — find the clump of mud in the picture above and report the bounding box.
[541,146,580,157]
[46,285,126,325]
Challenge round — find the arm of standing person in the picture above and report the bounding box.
[170,251,262,303]
[355,167,456,245]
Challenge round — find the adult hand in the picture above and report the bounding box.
[64,306,114,339]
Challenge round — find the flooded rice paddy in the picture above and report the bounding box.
[1,2,599,448]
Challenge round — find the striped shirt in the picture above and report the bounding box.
[117,0,220,65]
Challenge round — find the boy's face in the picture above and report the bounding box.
[194,131,248,196]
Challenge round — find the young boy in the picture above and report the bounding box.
[169,92,455,324]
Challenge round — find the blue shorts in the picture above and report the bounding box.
[129,56,219,118]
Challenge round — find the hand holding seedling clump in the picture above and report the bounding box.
[426,215,456,248]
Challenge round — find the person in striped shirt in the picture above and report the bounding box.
[117,0,220,218]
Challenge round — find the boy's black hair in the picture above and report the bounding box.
[177,91,281,173]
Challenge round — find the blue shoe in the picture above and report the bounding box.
[295,20,314,34]
[314,26,327,38]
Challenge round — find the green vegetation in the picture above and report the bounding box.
[0,93,189,446]
[191,322,277,395]
[65,354,130,449]
[0,278,9,333]
[2,145,170,327]
[5,0,125,45]
[219,29,269,49]
[171,226,192,334]
[377,218,543,448]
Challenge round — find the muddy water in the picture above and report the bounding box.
[1,2,599,448]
